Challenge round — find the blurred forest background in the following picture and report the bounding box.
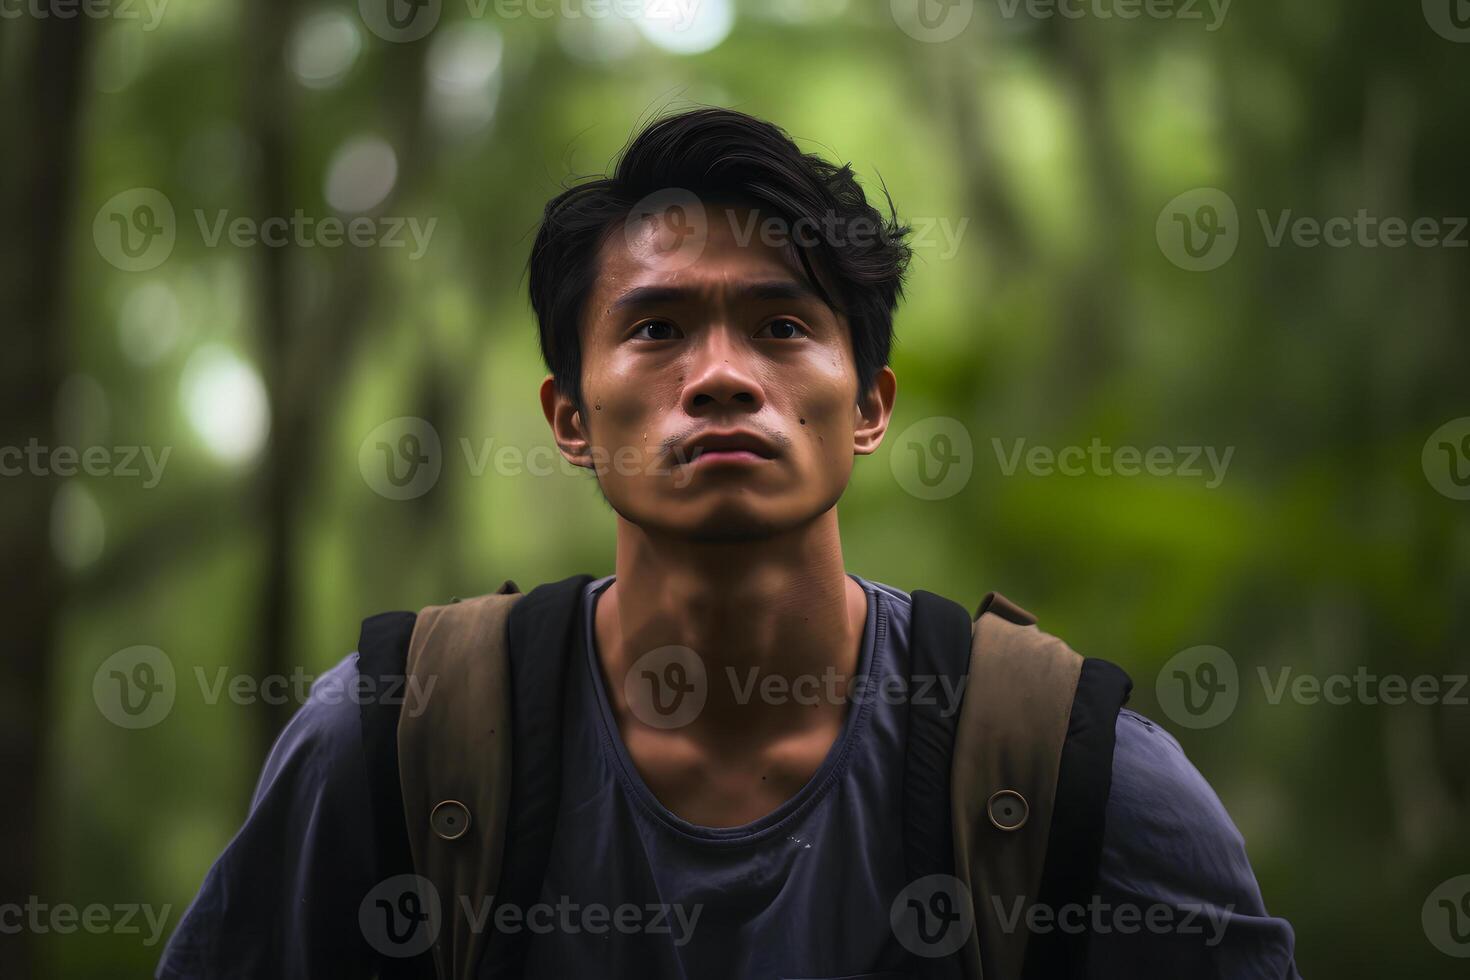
[2,0,1468,976]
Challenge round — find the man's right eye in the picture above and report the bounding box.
[632,320,681,341]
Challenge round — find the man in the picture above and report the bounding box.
[157,108,1301,978]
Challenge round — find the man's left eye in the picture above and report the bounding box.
[758,318,806,339]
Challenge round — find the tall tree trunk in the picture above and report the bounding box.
[243,0,300,756]
[0,17,91,980]
[239,0,433,765]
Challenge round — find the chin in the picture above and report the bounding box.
[617,495,806,543]
[681,497,791,542]
[683,511,790,543]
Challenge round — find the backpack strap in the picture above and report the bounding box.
[904,590,979,978]
[361,575,593,980]
[1022,657,1132,979]
[379,577,1126,980]
[396,580,523,980]
[357,610,434,979]
[946,591,1133,980]
[477,573,592,978]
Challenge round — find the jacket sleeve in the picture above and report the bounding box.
[1085,708,1303,979]
[155,653,382,980]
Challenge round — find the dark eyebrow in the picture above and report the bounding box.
[608,279,824,314]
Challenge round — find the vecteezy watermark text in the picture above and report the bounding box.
[726,665,967,717]
[458,896,702,945]
[93,188,437,272]
[358,0,701,43]
[1157,645,1470,729]
[193,665,438,715]
[359,417,738,500]
[0,0,168,30]
[1157,187,1468,271]
[93,645,439,729]
[724,208,969,262]
[1,439,171,487]
[623,644,973,731]
[0,898,171,947]
[994,0,1230,31]
[991,895,1234,945]
[890,0,1228,44]
[358,874,703,958]
[887,873,1233,959]
[992,437,1235,489]
[193,210,435,259]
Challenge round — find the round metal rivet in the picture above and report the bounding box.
[987,789,1029,831]
[430,799,471,841]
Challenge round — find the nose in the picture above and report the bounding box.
[681,324,765,416]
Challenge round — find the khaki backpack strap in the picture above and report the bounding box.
[397,580,522,980]
[950,592,1083,980]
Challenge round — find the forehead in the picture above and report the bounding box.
[581,201,835,336]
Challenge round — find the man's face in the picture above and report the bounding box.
[540,200,896,541]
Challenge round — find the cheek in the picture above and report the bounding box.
[786,383,856,469]
[581,364,675,456]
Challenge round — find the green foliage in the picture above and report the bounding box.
[25,2,1469,975]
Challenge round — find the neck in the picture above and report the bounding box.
[595,507,868,734]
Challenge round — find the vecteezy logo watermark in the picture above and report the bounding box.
[623,187,710,273]
[991,437,1235,488]
[891,0,974,43]
[1,439,171,487]
[993,0,1230,30]
[361,875,442,958]
[1156,187,1239,272]
[1157,645,1469,729]
[1423,417,1470,501]
[93,188,436,272]
[620,649,973,728]
[94,188,176,272]
[891,874,974,957]
[1424,875,1470,957]
[359,0,701,43]
[93,648,440,729]
[622,188,969,263]
[360,875,703,953]
[1423,0,1470,43]
[991,895,1234,944]
[358,419,733,500]
[0,0,169,31]
[93,646,176,730]
[1159,187,1470,270]
[0,898,172,947]
[625,645,709,729]
[1156,645,1239,730]
[359,0,443,42]
[890,416,975,501]
[360,417,444,500]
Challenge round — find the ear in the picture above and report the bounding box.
[853,365,896,456]
[540,374,594,469]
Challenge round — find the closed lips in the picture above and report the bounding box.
[679,431,776,461]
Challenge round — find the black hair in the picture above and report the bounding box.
[526,107,912,412]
